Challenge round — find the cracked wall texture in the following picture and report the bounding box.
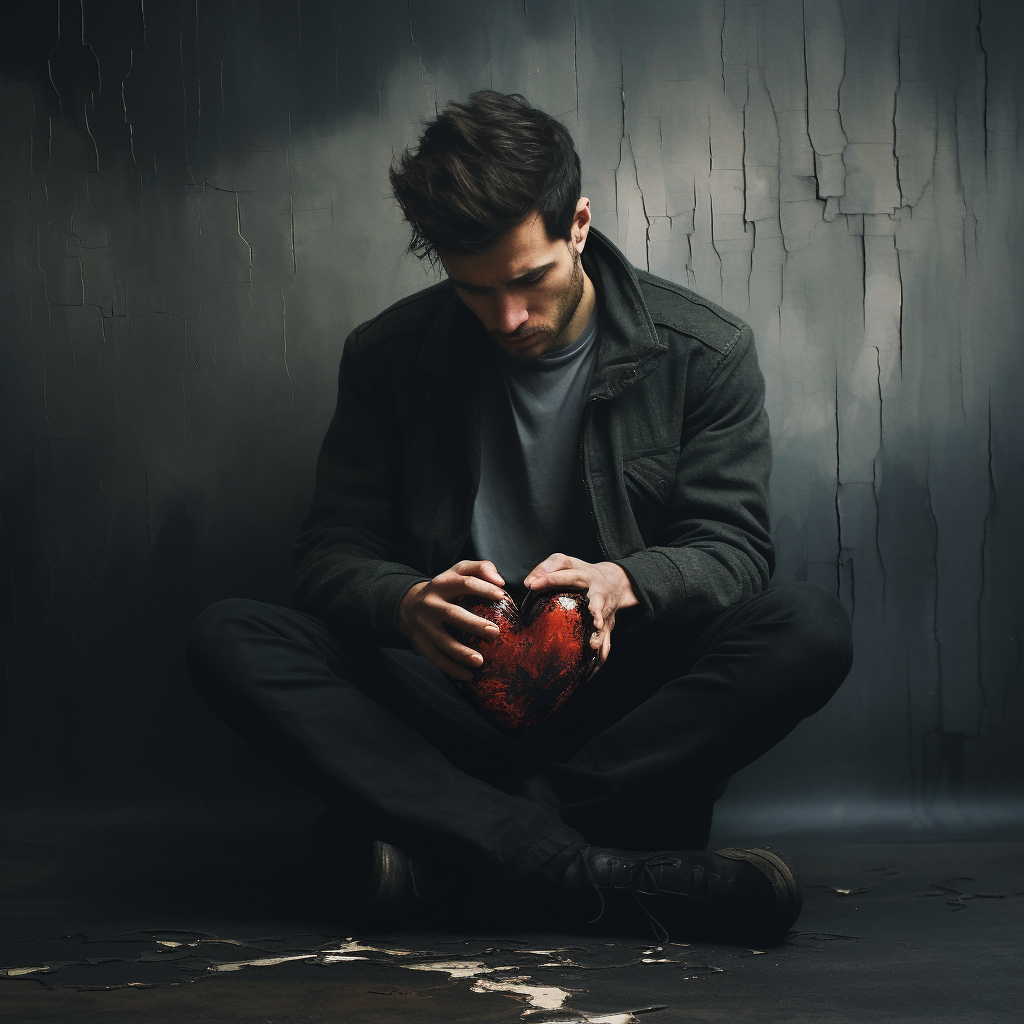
[1,0,1021,828]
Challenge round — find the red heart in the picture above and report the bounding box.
[450,588,598,738]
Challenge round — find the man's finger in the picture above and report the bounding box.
[443,574,507,603]
[442,603,501,640]
[419,639,476,683]
[424,622,486,669]
[526,567,590,591]
[478,560,505,584]
[539,551,575,572]
[589,633,612,679]
[454,559,505,585]
[524,552,575,585]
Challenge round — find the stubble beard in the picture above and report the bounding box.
[499,243,585,358]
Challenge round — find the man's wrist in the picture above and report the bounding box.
[396,580,429,638]
[600,560,639,610]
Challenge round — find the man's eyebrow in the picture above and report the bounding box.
[447,262,556,291]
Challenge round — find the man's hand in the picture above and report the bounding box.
[523,553,639,675]
[397,560,507,682]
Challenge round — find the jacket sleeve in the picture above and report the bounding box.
[614,324,774,627]
[291,330,430,645]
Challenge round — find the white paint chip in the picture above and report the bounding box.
[402,960,514,979]
[210,954,318,972]
[470,976,569,1010]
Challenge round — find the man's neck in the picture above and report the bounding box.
[552,270,598,351]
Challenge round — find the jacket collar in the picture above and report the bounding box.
[581,226,666,397]
[417,225,666,395]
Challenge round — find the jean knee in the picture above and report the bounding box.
[186,597,266,690]
[775,582,853,702]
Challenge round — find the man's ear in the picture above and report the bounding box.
[572,197,592,251]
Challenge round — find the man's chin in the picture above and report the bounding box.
[496,331,552,357]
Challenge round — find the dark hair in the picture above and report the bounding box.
[389,91,582,267]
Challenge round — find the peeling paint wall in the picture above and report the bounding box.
[1,0,1021,826]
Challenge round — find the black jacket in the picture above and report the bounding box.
[292,228,774,646]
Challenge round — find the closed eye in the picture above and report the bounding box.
[460,272,547,294]
[448,262,554,294]
[519,270,547,287]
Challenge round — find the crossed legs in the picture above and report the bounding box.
[186,582,852,888]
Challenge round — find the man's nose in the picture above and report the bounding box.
[493,293,530,335]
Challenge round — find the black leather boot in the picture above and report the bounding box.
[557,845,802,943]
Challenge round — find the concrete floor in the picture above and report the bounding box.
[1,812,1021,1022]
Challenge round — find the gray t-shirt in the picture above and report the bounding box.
[468,306,600,602]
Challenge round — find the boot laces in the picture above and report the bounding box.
[572,850,711,944]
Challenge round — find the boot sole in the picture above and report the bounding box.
[715,846,803,937]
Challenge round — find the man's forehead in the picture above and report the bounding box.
[440,210,564,285]
[443,255,557,289]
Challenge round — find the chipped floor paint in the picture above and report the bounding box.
[0,930,724,1020]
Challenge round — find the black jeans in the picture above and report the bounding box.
[186,582,852,889]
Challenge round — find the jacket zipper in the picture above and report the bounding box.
[454,479,478,559]
[451,380,481,561]
[580,395,609,559]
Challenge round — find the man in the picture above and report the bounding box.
[187,91,853,943]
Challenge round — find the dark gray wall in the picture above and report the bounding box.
[1,0,1021,830]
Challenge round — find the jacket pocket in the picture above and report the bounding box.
[622,446,678,542]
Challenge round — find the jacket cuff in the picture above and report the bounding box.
[368,571,433,648]
[613,549,687,624]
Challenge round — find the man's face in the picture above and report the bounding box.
[440,205,589,359]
